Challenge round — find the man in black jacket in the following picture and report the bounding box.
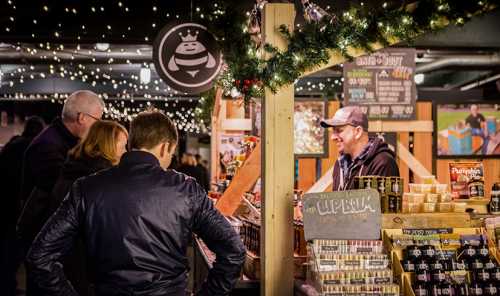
[27,111,246,296]
[18,90,104,296]
[321,106,399,191]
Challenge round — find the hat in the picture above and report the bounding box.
[320,106,368,131]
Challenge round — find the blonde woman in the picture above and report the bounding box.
[49,120,127,296]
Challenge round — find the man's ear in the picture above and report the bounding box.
[76,113,84,124]
[159,142,167,157]
[355,126,363,140]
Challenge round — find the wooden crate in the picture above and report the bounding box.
[403,273,416,296]
[243,250,308,280]
[384,227,500,296]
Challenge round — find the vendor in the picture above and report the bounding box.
[321,106,400,191]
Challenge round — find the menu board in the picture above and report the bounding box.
[343,48,416,120]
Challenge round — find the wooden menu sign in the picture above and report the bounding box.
[302,189,382,241]
[343,47,416,120]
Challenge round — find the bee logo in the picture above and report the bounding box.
[154,22,222,94]
[168,30,216,78]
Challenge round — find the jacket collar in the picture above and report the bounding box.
[119,150,161,168]
[53,117,79,147]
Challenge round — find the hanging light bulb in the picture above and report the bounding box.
[302,0,328,22]
[95,43,110,51]
[140,68,151,84]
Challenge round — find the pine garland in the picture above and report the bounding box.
[195,0,499,126]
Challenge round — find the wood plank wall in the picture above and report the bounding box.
[296,102,500,194]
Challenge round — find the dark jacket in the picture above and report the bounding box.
[0,134,37,296]
[177,164,209,192]
[0,135,35,229]
[50,155,113,296]
[50,154,112,214]
[17,118,79,248]
[26,151,246,296]
[332,137,399,191]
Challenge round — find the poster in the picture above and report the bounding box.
[251,98,327,157]
[219,134,245,176]
[449,162,484,199]
[437,103,500,156]
[343,48,416,120]
[294,100,327,156]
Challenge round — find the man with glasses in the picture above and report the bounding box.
[18,90,104,296]
[321,106,399,191]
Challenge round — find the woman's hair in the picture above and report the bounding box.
[69,120,128,165]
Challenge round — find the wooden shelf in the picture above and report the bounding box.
[382,213,483,229]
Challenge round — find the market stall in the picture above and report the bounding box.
[192,2,500,296]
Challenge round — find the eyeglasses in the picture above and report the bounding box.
[78,112,101,121]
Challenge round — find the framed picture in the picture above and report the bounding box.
[435,102,500,158]
[294,97,328,158]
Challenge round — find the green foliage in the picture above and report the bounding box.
[195,0,499,126]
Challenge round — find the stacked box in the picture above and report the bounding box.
[309,239,399,296]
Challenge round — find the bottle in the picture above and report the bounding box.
[406,245,423,262]
[456,283,470,296]
[440,283,455,296]
[423,245,436,261]
[431,260,446,283]
[473,269,490,283]
[414,283,429,296]
[430,284,441,296]
[483,258,496,270]
[483,283,497,296]
[489,183,500,214]
[469,282,483,295]
[477,237,490,260]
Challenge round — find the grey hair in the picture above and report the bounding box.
[61,90,105,122]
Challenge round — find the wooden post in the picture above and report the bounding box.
[210,88,223,185]
[413,102,433,183]
[261,4,295,296]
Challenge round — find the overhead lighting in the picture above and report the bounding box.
[414,73,424,84]
[95,43,110,51]
[140,68,151,84]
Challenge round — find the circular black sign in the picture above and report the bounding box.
[153,22,223,94]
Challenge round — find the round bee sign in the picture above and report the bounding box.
[153,22,223,94]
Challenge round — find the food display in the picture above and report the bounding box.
[309,239,399,296]
[403,183,464,213]
[385,228,499,296]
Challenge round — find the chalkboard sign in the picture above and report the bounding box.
[302,189,382,241]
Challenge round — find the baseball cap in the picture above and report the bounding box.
[320,106,368,131]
